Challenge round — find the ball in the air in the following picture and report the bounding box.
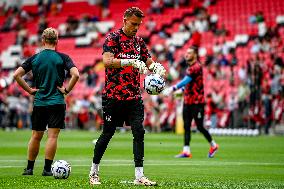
[144,74,165,95]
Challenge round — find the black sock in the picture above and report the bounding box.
[27,160,35,170]
[44,159,53,172]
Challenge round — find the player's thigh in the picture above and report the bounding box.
[183,104,193,130]
[127,99,145,136]
[192,104,205,128]
[128,99,144,132]
[102,98,124,129]
[47,104,66,129]
[31,106,48,131]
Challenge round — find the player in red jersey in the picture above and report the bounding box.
[163,46,218,158]
[89,7,165,186]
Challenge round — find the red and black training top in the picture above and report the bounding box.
[184,61,205,105]
[102,28,151,100]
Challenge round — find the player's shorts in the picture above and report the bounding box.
[102,97,144,128]
[183,103,205,128]
[31,104,66,131]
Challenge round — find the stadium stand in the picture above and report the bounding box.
[0,0,283,134]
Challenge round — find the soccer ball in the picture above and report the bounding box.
[51,160,71,179]
[144,74,165,95]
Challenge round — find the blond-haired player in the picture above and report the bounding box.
[14,27,79,176]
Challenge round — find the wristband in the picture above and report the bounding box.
[64,88,70,94]
[121,59,135,67]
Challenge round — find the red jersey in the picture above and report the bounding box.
[184,61,205,105]
[102,29,151,100]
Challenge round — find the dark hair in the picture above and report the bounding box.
[124,7,144,18]
[188,45,200,62]
[188,45,198,54]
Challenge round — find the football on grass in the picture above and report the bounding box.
[51,160,71,179]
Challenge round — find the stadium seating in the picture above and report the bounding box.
[0,0,283,130]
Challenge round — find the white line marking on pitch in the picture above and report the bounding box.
[0,160,284,168]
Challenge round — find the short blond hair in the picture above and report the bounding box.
[41,27,58,45]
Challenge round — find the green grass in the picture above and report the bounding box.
[0,130,284,188]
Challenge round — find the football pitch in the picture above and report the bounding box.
[0,130,284,189]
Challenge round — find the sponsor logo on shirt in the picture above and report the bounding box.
[117,53,141,59]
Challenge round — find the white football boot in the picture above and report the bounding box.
[89,173,101,185]
[134,176,157,186]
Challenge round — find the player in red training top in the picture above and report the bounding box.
[89,7,166,186]
[163,46,219,158]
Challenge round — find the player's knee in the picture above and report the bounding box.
[183,126,191,132]
[102,130,115,140]
[48,130,60,139]
[196,125,205,132]
[132,128,145,140]
[102,125,116,134]
[32,135,43,141]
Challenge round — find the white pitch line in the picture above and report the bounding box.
[0,159,133,162]
[0,161,284,168]
[1,159,284,165]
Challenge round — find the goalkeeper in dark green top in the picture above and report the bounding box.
[13,27,80,176]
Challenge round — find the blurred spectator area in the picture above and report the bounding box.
[0,0,283,131]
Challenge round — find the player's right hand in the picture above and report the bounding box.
[29,88,38,95]
[162,86,175,96]
[132,60,148,74]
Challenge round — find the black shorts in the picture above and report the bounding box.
[102,97,144,128]
[183,103,204,128]
[31,104,66,131]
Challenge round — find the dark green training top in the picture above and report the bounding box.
[21,49,76,106]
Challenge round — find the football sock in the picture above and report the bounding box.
[210,140,217,147]
[44,159,53,172]
[27,160,35,170]
[183,146,190,154]
[90,163,99,175]
[135,167,144,179]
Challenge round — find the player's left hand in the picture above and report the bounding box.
[149,62,166,76]
[132,60,148,74]
[173,88,184,98]
[29,88,38,95]
[162,86,174,96]
[57,86,68,95]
